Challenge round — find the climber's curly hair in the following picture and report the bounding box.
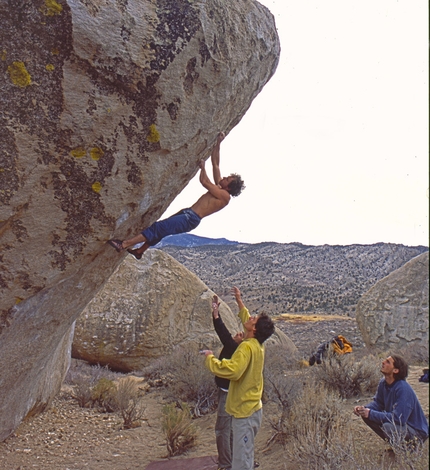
[227,173,245,197]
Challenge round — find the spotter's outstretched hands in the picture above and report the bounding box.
[232,286,241,301]
[232,286,245,310]
[212,295,220,319]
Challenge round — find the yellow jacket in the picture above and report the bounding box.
[332,334,353,355]
[205,307,265,418]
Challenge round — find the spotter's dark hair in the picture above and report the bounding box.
[391,354,408,381]
[254,313,275,345]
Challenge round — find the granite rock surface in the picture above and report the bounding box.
[356,252,429,353]
[0,0,280,440]
[72,250,296,372]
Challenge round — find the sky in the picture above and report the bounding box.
[165,0,429,247]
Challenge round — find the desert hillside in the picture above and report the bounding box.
[161,242,427,315]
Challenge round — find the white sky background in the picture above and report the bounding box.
[164,0,429,247]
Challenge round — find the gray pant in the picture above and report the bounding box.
[215,389,232,469]
[362,416,424,444]
[231,408,262,470]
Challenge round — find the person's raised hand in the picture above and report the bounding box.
[212,295,220,318]
[232,286,241,299]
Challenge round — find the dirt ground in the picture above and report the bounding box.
[1,315,428,470]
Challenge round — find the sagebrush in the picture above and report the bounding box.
[65,360,145,428]
[141,344,217,416]
[313,352,380,398]
[116,377,146,429]
[263,344,303,446]
[91,377,118,412]
[161,402,197,457]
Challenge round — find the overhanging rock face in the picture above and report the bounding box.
[0,0,280,441]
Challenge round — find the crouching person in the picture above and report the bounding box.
[353,355,429,447]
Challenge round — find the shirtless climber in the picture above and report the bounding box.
[108,132,245,259]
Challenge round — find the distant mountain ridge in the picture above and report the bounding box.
[155,233,239,248]
[159,240,428,316]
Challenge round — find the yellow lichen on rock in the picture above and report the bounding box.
[42,0,63,16]
[7,61,32,88]
[70,148,86,158]
[92,182,102,193]
[147,124,160,143]
[46,64,55,71]
[1,50,7,61]
[90,147,104,161]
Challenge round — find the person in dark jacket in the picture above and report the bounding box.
[211,294,243,470]
[354,355,429,446]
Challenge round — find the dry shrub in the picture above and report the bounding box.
[65,360,122,408]
[380,420,430,470]
[142,344,217,416]
[391,441,429,469]
[65,360,120,384]
[332,424,430,470]
[91,376,146,428]
[70,375,93,408]
[91,377,118,412]
[290,418,429,470]
[263,344,303,445]
[116,377,146,429]
[274,379,429,470]
[65,361,145,428]
[313,353,380,398]
[161,402,197,457]
[287,383,350,468]
[66,361,98,407]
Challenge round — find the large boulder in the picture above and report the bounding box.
[356,251,429,353]
[0,0,280,440]
[72,249,297,372]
